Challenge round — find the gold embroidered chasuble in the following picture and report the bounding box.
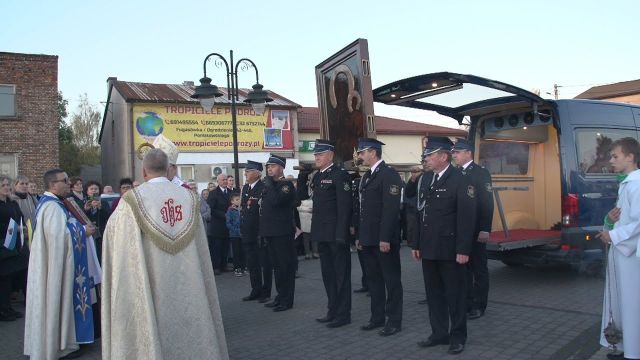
[101,179,229,360]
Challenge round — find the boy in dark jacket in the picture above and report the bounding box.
[226,194,244,276]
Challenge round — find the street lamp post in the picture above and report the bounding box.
[191,50,272,190]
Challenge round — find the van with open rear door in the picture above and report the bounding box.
[374,73,640,274]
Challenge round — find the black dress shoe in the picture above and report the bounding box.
[418,299,428,305]
[326,318,351,328]
[264,301,279,308]
[258,297,271,303]
[467,309,485,320]
[417,337,449,348]
[606,352,624,360]
[447,343,464,355]
[353,287,369,293]
[273,305,292,312]
[360,322,384,331]
[242,294,260,301]
[315,315,335,323]
[378,325,401,336]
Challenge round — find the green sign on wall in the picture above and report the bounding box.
[298,140,316,153]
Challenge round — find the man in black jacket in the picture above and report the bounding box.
[240,160,272,302]
[207,174,230,275]
[355,138,403,337]
[409,136,476,355]
[260,155,297,312]
[297,140,353,328]
[451,138,494,320]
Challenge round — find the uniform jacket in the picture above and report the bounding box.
[462,161,494,234]
[357,161,403,246]
[207,187,230,237]
[408,166,477,260]
[297,164,352,243]
[240,180,264,244]
[259,176,296,237]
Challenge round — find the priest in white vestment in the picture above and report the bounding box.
[24,169,98,359]
[598,138,640,359]
[101,148,229,360]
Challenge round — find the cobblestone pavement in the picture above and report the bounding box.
[1,247,615,359]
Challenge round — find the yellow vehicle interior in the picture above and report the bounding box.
[474,108,561,247]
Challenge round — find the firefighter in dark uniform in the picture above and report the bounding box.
[451,138,494,320]
[410,136,476,355]
[297,139,353,328]
[240,160,272,303]
[355,138,404,337]
[260,154,297,312]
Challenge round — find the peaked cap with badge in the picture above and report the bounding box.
[422,136,454,159]
[313,139,336,154]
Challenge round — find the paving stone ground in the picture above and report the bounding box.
[1,247,616,359]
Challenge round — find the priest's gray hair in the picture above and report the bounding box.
[143,149,169,174]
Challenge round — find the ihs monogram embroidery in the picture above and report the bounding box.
[160,198,183,227]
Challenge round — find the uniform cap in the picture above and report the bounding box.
[266,154,286,168]
[246,160,263,172]
[313,139,336,154]
[422,136,454,159]
[356,137,385,153]
[451,138,473,152]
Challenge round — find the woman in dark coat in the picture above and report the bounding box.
[83,180,111,263]
[0,175,28,321]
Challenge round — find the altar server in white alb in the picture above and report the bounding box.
[101,148,228,360]
[597,137,640,360]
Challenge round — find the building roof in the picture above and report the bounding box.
[110,79,300,108]
[574,79,640,100]
[297,107,467,136]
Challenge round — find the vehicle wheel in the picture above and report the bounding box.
[501,260,524,267]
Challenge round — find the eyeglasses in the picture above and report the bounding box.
[52,178,70,184]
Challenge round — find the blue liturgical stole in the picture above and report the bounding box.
[35,195,95,343]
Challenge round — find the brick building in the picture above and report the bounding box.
[0,52,59,188]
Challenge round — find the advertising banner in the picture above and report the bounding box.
[132,104,294,154]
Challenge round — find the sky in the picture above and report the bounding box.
[2,0,639,129]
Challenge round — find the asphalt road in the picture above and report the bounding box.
[1,247,611,359]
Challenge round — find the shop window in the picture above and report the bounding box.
[0,154,18,178]
[478,141,529,175]
[0,85,16,117]
[178,165,194,181]
[575,129,639,174]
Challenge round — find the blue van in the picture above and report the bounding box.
[373,73,640,274]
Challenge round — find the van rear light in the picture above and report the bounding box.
[562,193,579,227]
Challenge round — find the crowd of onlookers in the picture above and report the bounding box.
[0,171,323,322]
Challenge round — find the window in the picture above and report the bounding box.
[0,84,16,117]
[478,141,530,175]
[0,154,18,178]
[178,165,194,181]
[575,129,639,174]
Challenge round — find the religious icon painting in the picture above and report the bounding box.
[264,128,283,149]
[270,110,290,130]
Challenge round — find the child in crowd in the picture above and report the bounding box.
[225,194,245,277]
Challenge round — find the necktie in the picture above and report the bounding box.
[430,174,439,188]
[364,170,372,185]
